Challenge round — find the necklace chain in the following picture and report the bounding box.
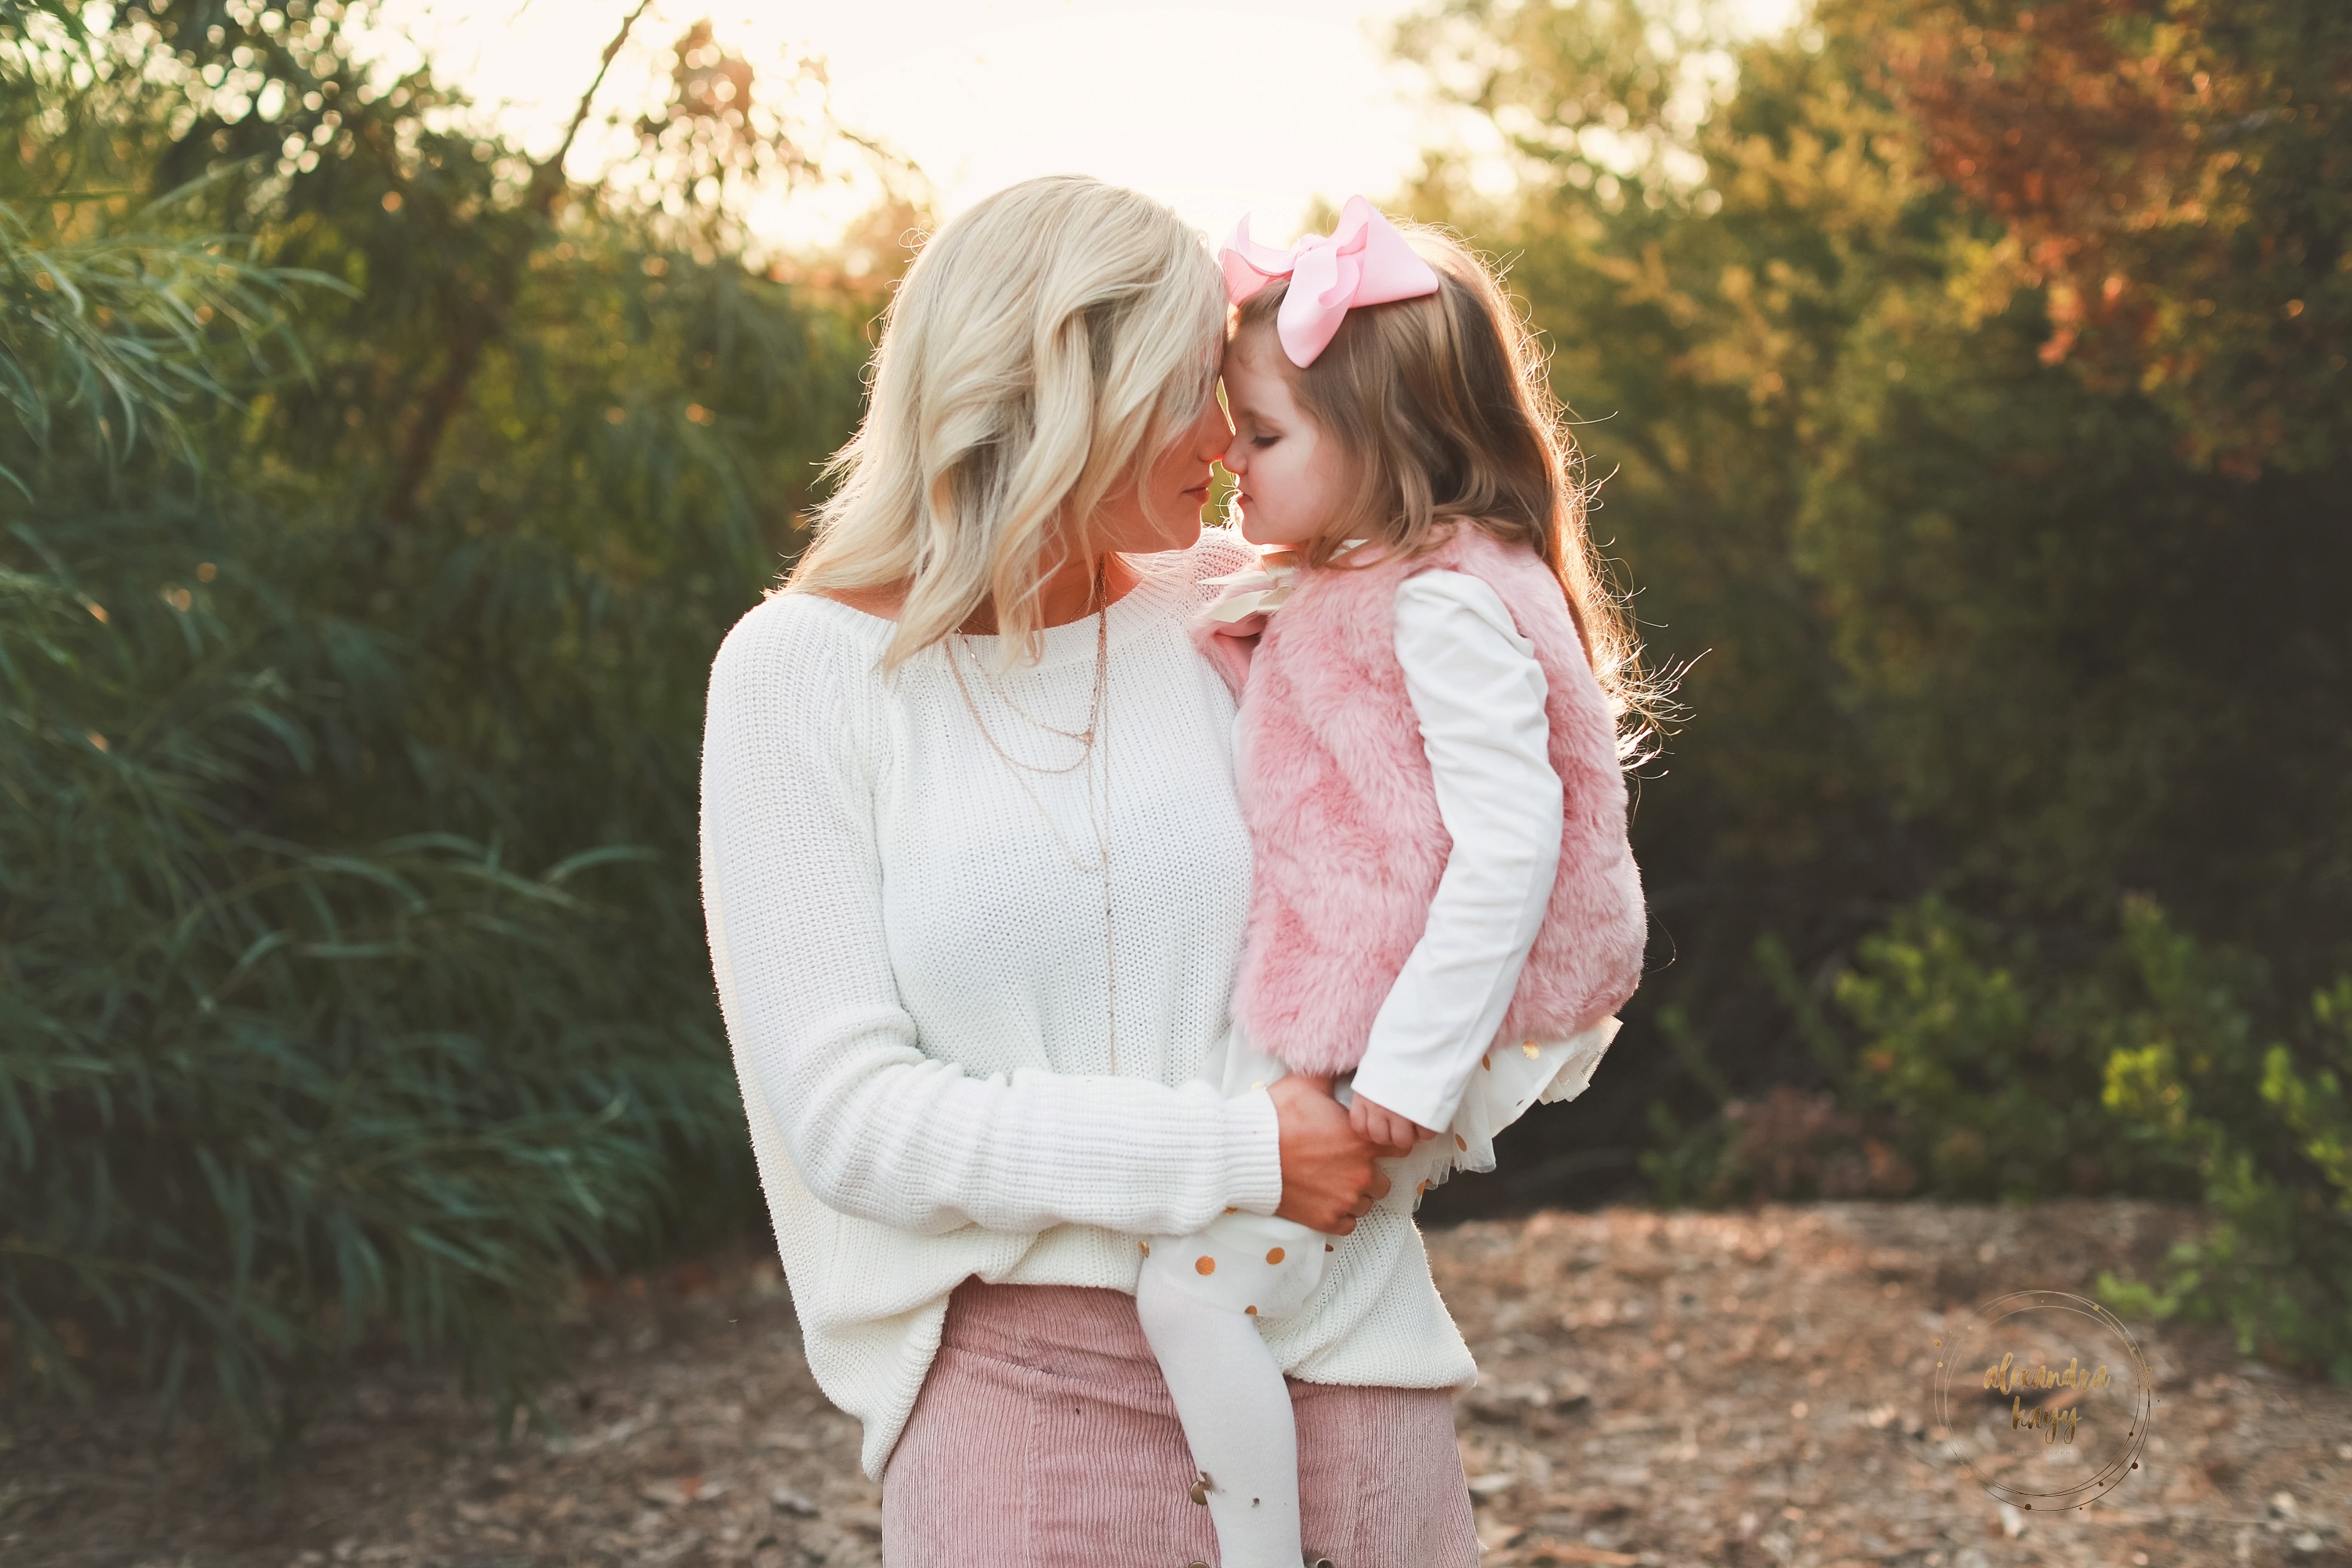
[945,561,1120,1075]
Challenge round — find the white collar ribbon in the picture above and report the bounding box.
[1200,542,1369,624]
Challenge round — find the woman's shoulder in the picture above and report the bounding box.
[1114,527,1261,623]
[722,586,892,650]
[1167,526,1257,602]
[709,589,891,713]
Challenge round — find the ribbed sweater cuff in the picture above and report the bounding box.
[1221,1087,1285,1216]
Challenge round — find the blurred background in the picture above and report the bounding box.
[4,0,2347,1436]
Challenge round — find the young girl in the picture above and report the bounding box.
[1133,198,1650,1567]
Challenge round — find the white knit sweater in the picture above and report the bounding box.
[699,533,1479,1479]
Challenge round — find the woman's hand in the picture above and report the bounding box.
[1269,1073,1406,1235]
[1348,1094,1436,1150]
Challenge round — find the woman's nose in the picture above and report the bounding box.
[1193,397,1232,463]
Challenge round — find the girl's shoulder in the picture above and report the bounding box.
[1403,526,1570,614]
[1414,521,1547,577]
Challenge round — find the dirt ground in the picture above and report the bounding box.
[5,1200,2347,1568]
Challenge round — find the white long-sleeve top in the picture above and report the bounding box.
[699,537,1562,1479]
[1348,570,1565,1133]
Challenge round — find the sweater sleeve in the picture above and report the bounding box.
[699,598,1283,1240]
[1347,571,1564,1133]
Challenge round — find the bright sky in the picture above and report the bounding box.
[368,0,1798,249]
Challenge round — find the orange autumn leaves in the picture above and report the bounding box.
[1867,0,2347,476]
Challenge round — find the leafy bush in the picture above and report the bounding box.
[1402,0,2352,1226]
[1,505,728,1420]
[1824,902,2187,1202]
[1824,899,2352,1379]
[1,3,880,1426]
[2100,920,2352,1383]
[1642,893,2352,1379]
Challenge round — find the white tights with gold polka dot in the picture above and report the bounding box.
[1136,1205,1327,1566]
[1133,1017,1620,1566]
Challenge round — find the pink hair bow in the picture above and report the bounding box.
[1219,196,1443,368]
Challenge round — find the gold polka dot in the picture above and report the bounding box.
[1325,1243,1334,1252]
[1244,1305,1258,1316]
[1480,1054,1491,1071]
[1523,1040,1541,1058]
[1223,1206,1237,1214]
[1455,1134,1468,1151]
[1196,1255,1217,1276]
[1266,1247,1285,1265]
[1138,1241,1150,1256]
[1417,1179,1429,1194]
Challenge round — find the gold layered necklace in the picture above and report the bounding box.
[945,558,1121,1074]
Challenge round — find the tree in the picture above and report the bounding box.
[2,0,890,1426]
[1882,0,2351,477]
[1399,0,2352,1214]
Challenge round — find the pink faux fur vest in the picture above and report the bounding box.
[1194,527,1646,1075]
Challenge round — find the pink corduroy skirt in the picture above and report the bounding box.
[880,1279,1479,1567]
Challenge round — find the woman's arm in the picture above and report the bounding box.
[700,601,1285,1240]
[1345,570,1564,1139]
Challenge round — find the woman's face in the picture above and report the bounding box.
[1091,391,1232,555]
[1220,328,1351,549]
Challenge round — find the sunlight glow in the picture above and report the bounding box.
[366,0,1435,245]
[365,0,1805,249]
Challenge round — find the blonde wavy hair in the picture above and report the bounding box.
[788,176,1226,670]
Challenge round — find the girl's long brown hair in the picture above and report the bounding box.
[1233,226,1664,761]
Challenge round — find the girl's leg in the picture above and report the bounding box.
[1135,1265,1303,1568]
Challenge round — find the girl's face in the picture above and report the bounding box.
[1220,327,1352,548]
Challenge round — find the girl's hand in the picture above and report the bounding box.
[1268,1073,1406,1235]
[1208,610,1269,638]
[1348,1094,1436,1149]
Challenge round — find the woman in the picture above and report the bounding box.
[698,176,1480,1565]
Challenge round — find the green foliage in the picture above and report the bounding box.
[1,2,880,1425]
[10,0,2347,1417]
[1400,0,2352,1231]
[1,502,724,1417]
[1400,1,2352,1374]
[2098,922,2352,1382]
[1638,891,2352,1375]
[0,192,318,486]
[1827,901,2154,1200]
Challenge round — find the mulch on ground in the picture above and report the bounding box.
[4,1200,2346,1568]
